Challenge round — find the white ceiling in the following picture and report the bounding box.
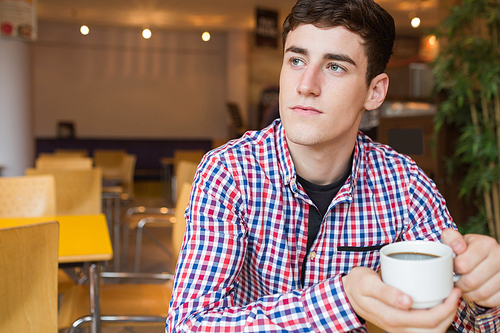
[37,0,440,36]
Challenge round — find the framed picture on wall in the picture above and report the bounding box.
[255,8,278,48]
[57,121,75,139]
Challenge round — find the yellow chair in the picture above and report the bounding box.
[93,149,127,179]
[0,175,56,217]
[173,149,205,166]
[93,149,137,200]
[122,153,137,200]
[123,161,196,271]
[25,168,102,216]
[122,181,191,272]
[35,155,93,171]
[160,149,204,205]
[0,221,59,333]
[54,149,89,157]
[171,182,191,262]
[58,275,173,332]
[57,183,192,331]
[172,150,203,203]
[173,160,199,201]
[0,175,78,331]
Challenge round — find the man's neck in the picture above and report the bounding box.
[287,135,356,186]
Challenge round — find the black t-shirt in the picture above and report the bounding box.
[297,166,351,286]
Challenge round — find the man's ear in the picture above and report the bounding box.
[364,73,389,111]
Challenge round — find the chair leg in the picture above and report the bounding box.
[134,223,173,273]
[69,315,165,333]
[143,228,172,258]
[122,225,129,268]
[134,224,144,273]
[68,315,92,333]
[113,195,121,271]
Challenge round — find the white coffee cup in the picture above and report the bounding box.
[380,240,460,309]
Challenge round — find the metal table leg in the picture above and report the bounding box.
[102,191,122,271]
[89,263,102,333]
[113,194,120,270]
[160,158,174,206]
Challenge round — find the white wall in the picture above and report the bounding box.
[32,23,228,139]
[0,38,33,176]
[226,30,249,126]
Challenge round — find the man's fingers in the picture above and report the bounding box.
[344,267,461,332]
[455,246,493,291]
[345,267,412,311]
[441,228,467,254]
[451,234,500,308]
[376,288,461,332]
[461,269,500,307]
[368,278,413,310]
[401,288,460,331]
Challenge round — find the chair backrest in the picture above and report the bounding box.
[173,150,204,170]
[172,182,192,261]
[175,161,198,188]
[26,168,102,215]
[0,221,59,333]
[93,149,127,179]
[122,153,137,199]
[174,160,198,200]
[0,175,56,217]
[54,149,89,157]
[94,150,136,198]
[36,155,93,171]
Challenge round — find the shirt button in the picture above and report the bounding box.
[290,177,296,187]
[309,252,317,259]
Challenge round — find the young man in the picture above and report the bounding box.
[166,0,500,332]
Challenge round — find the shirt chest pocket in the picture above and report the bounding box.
[327,244,387,275]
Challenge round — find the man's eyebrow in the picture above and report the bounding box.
[285,46,308,55]
[285,46,357,67]
[324,53,357,66]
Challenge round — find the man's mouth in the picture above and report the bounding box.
[291,105,322,115]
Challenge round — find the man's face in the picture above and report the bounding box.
[279,24,373,150]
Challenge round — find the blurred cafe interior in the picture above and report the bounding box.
[0,0,469,332]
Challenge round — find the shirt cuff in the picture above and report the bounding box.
[468,302,500,331]
[301,274,364,333]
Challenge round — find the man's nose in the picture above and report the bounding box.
[297,66,321,96]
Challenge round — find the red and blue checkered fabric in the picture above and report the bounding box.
[166,120,499,332]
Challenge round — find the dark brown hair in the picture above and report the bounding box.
[282,0,395,85]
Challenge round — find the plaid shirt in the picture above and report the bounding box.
[166,120,500,332]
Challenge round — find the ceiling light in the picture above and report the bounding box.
[411,17,421,28]
[80,25,89,35]
[201,31,211,42]
[142,28,152,39]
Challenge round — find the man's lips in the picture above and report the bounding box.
[291,105,322,115]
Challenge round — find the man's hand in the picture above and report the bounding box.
[342,267,461,332]
[442,228,500,308]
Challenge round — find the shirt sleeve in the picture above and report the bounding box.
[453,301,500,332]
[165,156,365,333]
[405,164,500,332]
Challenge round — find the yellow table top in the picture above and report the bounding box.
[0,214,113,264]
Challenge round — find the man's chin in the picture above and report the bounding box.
[285,130,322,147]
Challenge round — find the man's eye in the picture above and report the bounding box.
[329,63,344,72]
[291,58,303,66]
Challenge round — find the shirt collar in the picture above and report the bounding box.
[274,120,296,189]
[349,134,363,195]
[273,119,366,197]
